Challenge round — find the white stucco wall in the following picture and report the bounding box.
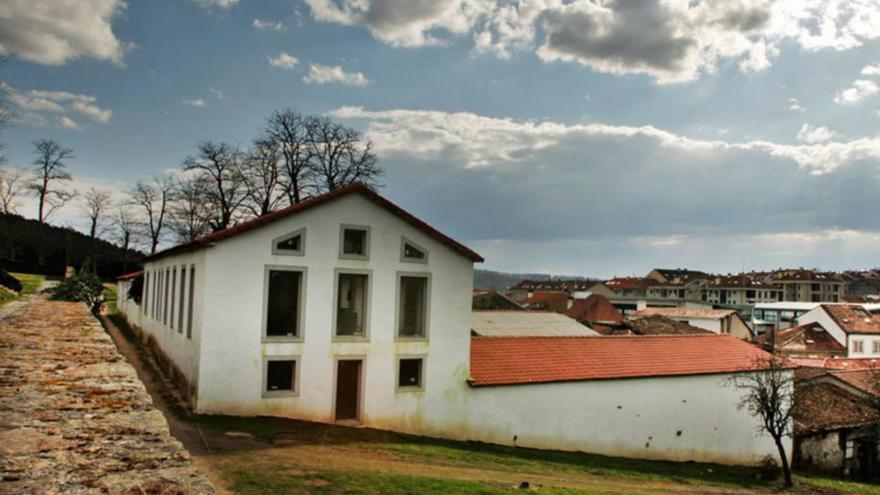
[458,372,791,466]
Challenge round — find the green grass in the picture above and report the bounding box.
[795,474,880,494]
[102,283,118,314]
[0,272,46,307]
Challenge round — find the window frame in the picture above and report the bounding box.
[261,265,308,343]
[186,265,195,339]
[271,228,306,256]
[394,271,431,342]
[332,268,372,342]
[853,339,865,354]
[262,356,300,398]
[400,236,429,264]
[395,355,426,393]
[339,224,371,260]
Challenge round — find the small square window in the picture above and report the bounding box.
[266,360,296,393]
[854,340,865,353]
[398,358,423,390]
[342,228,368,257]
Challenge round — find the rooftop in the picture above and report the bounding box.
[756,322,846,354]
[469,334,776,387]
[471,311,598,337]
[616,315,712,336]
[631,307,739,320]
[821,304,880,334]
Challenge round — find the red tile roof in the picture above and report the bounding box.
[794,381,878,433]
[144,183,483,263]
[521,291,570,313]
[615,315,711,336]
[755,322,846,355]
[116,270,144,281]
[632,307,739,320]
[469,334,779,387]
[564,294,623,324]
[604,277,656,290]
[789,357,880,370]
[821,304,880,334]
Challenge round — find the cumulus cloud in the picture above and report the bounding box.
[796,123,838,143]
[193,0,238,9]
[5,85,113,128]
[0,0,127,65]
[253,18,284,31]
[183,98,207,108]
[268,52,299,69]
[302,0,880,84]
[787,97,805,112]
[303,64,372,86]
[834,79,880,105]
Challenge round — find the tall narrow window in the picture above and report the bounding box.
[340,226,369,259]
[265,269,303,339]
[154,270,161,319]
[143,272,150,315]
[163,269,170,325]
[398,276,428,338]
[178,267,186,333]
[186,266,195,339]
[336,273,368,337]
[170,269,177,330]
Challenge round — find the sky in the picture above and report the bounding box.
[2,0,880,278]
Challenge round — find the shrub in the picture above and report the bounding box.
[50,270,104,312]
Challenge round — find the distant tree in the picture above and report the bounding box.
[305,115,382,192]
[262,109,313,204]
[83,187,112,270]
[182,141,247,231]
[30,139,74,224]
[168,176,212,243]
[0,167,26,214]
[114,206,137,272]
[729,357,794,487]
[241,138,285,217]
[129,176,173,254]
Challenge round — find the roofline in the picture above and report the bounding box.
[468,367,791,388]
[144,183,483,263]
[116,270,144,281]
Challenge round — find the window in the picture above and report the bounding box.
[873,341,880,354]
[177,267,186,333]
[186,266,195,339]
[401,237,427,262]
[170,269,177,330]
[152,270,159,319]
[143,272,150,315]
[397,358,424,390]
[265,268,304,339]
[853,340,865,353]
[272,229,305,256]
[336,272,368,338]
[398,275,428,338]
[163,268,170,325]
[263,358,298,397]
[340,226,369,259]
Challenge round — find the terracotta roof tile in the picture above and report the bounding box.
[822,304,880,334]
[616,315,711,335]
[756,322,846,354]
[469,334,778,387]
[116,270,143,281]
[632,307,738,320]
[521,291,570,313]
[564,294,623,325]
[794,381,878,433]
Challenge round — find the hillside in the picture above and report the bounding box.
[474,269,596,292]
[0,213,142,279]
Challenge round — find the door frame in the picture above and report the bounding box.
[332,355,366,423]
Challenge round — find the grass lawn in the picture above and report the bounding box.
[0,272,46,307]
[189,414,880,495]
[102,283,118,314]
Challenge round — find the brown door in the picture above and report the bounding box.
[335,360,362,421]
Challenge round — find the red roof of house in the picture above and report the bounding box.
[604,277,656,290]
[789,357,880,370]
[821,304,880,334]
[144,183,483,263]
[521,291,570,313]
[564,294,623,324]
[794,381,878,434]
[116,270,144,281]
[755,322,846,354]
[469,334,779,387]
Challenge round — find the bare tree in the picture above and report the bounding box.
[30,139,74,223]
[305,115,383,192]
[129,176,174,254]
[83,187,112,270]
[182,141,247,231]
[262,109,313,204]
[0,167,26,214]
[729,357,794,487]
[241,139,285,217]
[114,206,137,272]
[168,176,212,242]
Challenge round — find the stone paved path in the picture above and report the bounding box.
[0,294,213,494]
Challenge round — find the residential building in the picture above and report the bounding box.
[755,323,846,359]
[520,291,571,312]
[752,302,820,334]
[631,307,752,339]
[604,277,656,298]
[472,290,523,310]
[646,268,710,284]
[701,276,782,305]
[843,271,880,300]
[506,280,613,302]
[471,311,599,337]
[767,269,845,302]
[797,304,880,358]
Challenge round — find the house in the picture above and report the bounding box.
[794,369,880,479]
[117,183,792,467]
[755,322,846,359]
[701,276,782,305]
[752,302,820,334]
[472,290,523,310]
[604,277,656,298]
[469,334,791,464]
[767,269,845,302]
[631,307,752,339]
[843,271,880,300]
[471,310,599,337]
[563,294,623,331]
[646,268,709,284]
[520,291,571,312]
[797,304,880,358]
[609,314,711,336]
[506,280,615,302]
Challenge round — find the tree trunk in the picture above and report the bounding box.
[89,220,97,273]
[775,437,793,487]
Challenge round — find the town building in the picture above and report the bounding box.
[752,302,821,334]
[767,269,845,303]
[755,323,846,359]
[701,276,782,305]
[797,304,880,358]
[563,294,623,332]
[472,290,523,310]
[506,280,614,302]
[631,307,752,339]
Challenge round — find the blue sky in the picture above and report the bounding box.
[3,0,880,277]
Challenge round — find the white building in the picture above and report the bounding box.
[118,184,789,466]
[752,302,820,334]
[796,304,880,359]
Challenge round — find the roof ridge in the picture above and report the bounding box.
[471,333,729,339]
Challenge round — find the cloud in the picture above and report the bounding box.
[861,63,880,77]
[834,79,880,105]
[193,0,238,9]
[796,123,838,143]
[303,64,372,86]
[253,19,284,31]
[57,116,80,130]
[183,98,207,108]
[787,97,805,112]
[268,52,299,70]
[5,84,113,128]
[0,0,127,65]
[303,0,880,84]
[209,87,225,100]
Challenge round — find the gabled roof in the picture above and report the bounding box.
[471,311,599,337]
[144,183,483,263]
[564,294,623,325]
[794,381,878,434]
[510,280,599,292]
[755,322,846,354]
[469,334,779,387]
[604,277,656,290]
[632,307,739,320]
[521,291,570,313]
[616,315,712,336]
[821,304,880,334]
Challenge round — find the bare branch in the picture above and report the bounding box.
[0,167,26,214]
